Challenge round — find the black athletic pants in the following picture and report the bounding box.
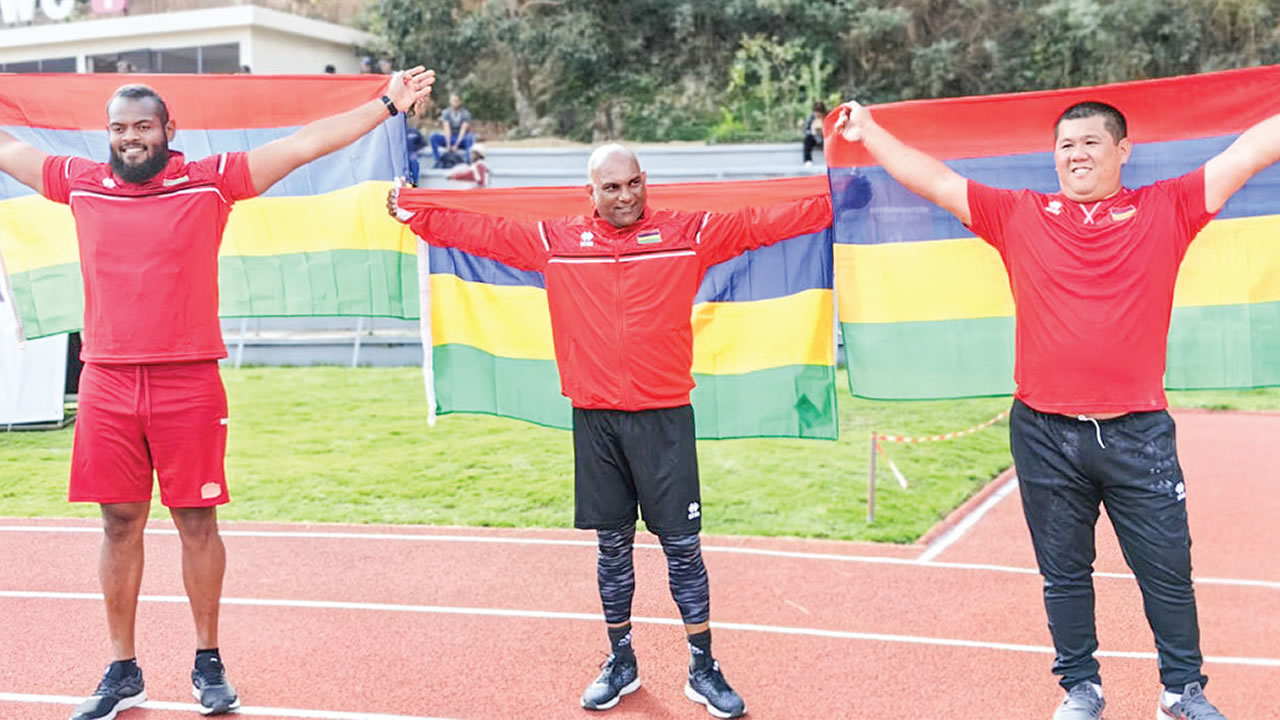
[1009,400,1206,692]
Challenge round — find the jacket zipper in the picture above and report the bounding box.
[613,231,628,408]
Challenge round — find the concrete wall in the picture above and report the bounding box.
[418,142,826,189]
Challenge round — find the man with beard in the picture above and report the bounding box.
[389,144,831,718]
[0,69,433,720]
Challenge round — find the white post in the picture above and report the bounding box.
[351,317,365,368]
[868,431,877,524]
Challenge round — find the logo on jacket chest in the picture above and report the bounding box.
[579,231,594,247]
[1109,205,1137,223]
[636,230,662,245]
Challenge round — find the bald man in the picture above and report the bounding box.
[391,145,830,717]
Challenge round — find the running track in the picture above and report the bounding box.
[1,409,1277,719]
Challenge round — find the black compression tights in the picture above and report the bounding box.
[596,528,711,626]
[596,526,637,624]
[659,532,710,625]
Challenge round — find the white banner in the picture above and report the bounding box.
[0,285,67,427]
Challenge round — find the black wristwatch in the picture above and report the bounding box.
[380,95,398,117]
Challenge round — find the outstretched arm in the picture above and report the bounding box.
[388,181,549,272]
[0,130,49,195]
[834,100,971,225]
[699,193,833,267]
[1205,112,1280,214]
[247,67,435,195]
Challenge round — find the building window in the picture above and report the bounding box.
[0,57,75,72]
[198,43,239,73]
[88,43,239,74]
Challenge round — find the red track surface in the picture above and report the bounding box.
[1,410,1276,719]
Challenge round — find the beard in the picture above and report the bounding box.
[109,142,170,185]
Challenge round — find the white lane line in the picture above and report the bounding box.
[917,476,1019,562]
[0,692,457,719]
[3,524,1276,590]
[3,591,1278,668]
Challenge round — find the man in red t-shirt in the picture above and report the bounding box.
[0,69,434,720]
[835,99,1280,720]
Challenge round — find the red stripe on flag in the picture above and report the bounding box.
[0,74,391,130]
[398,175,830,222]
[825,64,1280,167]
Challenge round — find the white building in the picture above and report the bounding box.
[0,0,375,74]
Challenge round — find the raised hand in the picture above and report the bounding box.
[387,67,436,114]
[834,100,871,143]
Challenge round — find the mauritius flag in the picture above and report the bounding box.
[396,177,838,439]
[827,63,1280,399]
[0,73,416,341]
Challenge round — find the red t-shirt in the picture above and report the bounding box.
[966,168,1216,414]
[41,151,258,363]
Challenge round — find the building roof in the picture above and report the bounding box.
[0,4,375,51]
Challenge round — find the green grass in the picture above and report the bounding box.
[5,367,1280,543]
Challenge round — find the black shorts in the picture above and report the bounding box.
[573,405,701,536]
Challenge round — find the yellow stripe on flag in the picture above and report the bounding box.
[432,274,833,373]
[837,213,1280,324]
[0,181,412,275]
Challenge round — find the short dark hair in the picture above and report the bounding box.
[1055,101,1126,142]
[109,84,170,126]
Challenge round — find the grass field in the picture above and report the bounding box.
[4,367,1279,543]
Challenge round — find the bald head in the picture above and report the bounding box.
[587,143,638,180]
[586,144,647,228]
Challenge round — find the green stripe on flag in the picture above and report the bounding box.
[7,250,423,341]
[841,317,1015,400]
[8,261,82,339]
[842,300,1280,400]
[1166,301,1280,389]
[219,250,420,319]
[434,344,838,439]
[692,364,837,439]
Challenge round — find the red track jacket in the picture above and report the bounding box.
[407,196,832,411]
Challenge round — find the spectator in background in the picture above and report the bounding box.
[360,56,374,74]
[115,60,135,74]
[803,100,827,167]
[378,58,394,75]
[429,92,474,168]
[238,65,252,75]
[324,64,336,74]
[444,143,490,188]
[405,124,427,186]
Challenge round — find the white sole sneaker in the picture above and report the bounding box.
[71,690,147,720]
[580,676,641,711]
[684,682,745,719]
[191,686,241,716]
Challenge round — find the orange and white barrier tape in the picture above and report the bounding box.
[873,409,1010,490]
[877,409,1009,445]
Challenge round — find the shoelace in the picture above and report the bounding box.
[94,669,138,696]
[1065,686,1102,711]
[195,665,227,686]
[695,662,731,694]
[1178,694,1222,720]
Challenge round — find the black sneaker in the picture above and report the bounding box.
[580,654,641,711]
[70,663,147,720]
[685,659,746,718]
[191,654,241,715]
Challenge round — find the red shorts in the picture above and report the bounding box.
[70,361,230,507]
